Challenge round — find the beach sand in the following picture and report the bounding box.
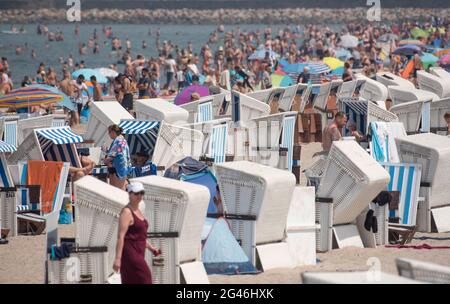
[1,142,449,284]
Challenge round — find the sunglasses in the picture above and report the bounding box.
[131,191,145,196]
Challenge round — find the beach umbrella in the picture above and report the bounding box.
[248,46,279,61]
[29,84,76,111]
[174,85,210,106]
[72,68,108,84]
[340,34,359,48]
[411,27,429,39]
[95,67,118,78]
[301,61,331,75]
[421,53,439,69]
[278,59,302,74]
[393,44,423,56]
[0,87,63,109]
[378,33,399,43]
[399,39,424,47]
[438,54,450,65]
[323,57,344,71]
[271,74,294,88]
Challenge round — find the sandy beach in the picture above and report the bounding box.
[1,143,449,284]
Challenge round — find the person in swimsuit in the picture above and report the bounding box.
[113,182,160,284]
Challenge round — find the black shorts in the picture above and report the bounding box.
[122,93,133,111]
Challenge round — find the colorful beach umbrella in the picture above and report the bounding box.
[393,44,423,56]
[174,85,210,106]
[323,57,344,71]
[421,53,439,69]
[72,68,108,84]
[301,62,331,74]
[29,84,76,111]
[340,34,359,48]
[271,74,294,88]
[0,87,63,109]
[411,27,429,39]
[434,48,450,58]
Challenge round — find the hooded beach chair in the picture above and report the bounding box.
[417,70,450,99]
[74,176,129,273]
[247,112,297,172]
[248,85,298,113]
[336,80,358,99]
[294,84,313,113]
[8,126,84,169]
[51,113,67,128]
[214,161,296,270]
[396,258,450,284]
[369,121,407,163]
[130,176,210,284]
[84,101,134,147]
[285,186,317,266]
[429,98,450,135]
[356,75,388,102]
[231,91,270,126]
[315,141,390,252]
[340,98,398,137]
[389,100,425,134]
[430,67,450,81]
[119,119,204,171]
[180,93,228,123]
[0,144,17,237]
[395,133,450,233]
[135,98,189,125]
[388,86,440,105]
[17,115,54,146]
[1,115,19,148]
[376,72,416,91]
[185,118,232,162]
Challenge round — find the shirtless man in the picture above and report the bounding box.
[322,111,347,152]
[90,75,103,101]
[59,71,74,97]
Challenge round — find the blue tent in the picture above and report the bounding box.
[164,157,219,214]
[202,217,258,275]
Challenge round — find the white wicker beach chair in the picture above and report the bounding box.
[285,186,317,266]
[180,93,228,123]
[340,98,398,136]
[376,72,416,91]
[315,141,390,252]
[358,75,388,102]
[74,176,129,267]
[395,133,450,232]
[336,80,358,99]
[430,67,450,81]
[429,98,450,135]
[214,161,296,268]
[135,98,189,124]
[296,84,313,113]
[130,176,210,284]
[248,112,297,171]
[84,101,134,147]
[396,258,450,284]
[231,91,270,126]
[1,115,19,148]
[0,150,17,236]
[17,115,54,146]
[388,85,440,105]
[47,246,109,284]
[417,71,450,99]
[389,100,425,134]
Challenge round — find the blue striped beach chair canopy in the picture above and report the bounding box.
[382,162,422,226]
[35,126,84,167]
[119,120,161,157]
[0,139,16,153]
[0,153,14,187]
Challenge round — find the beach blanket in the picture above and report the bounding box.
[27,160,63,214]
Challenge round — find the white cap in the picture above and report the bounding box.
[126,182,145,193]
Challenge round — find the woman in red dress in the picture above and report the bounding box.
[113,182,160,284]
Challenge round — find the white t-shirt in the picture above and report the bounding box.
[165,59,177,73]
[176,71,185,82]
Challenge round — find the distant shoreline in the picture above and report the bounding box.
[0,8,449,25]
